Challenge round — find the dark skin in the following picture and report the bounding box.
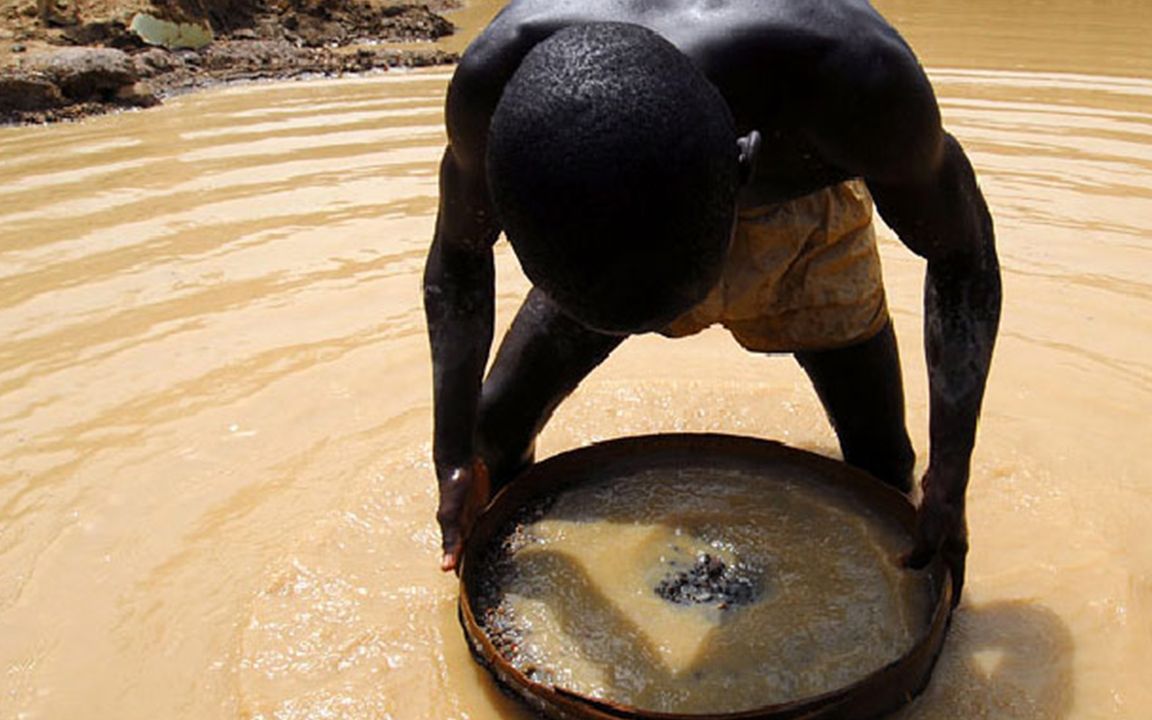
[424,0,1001,605]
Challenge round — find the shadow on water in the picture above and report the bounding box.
[894,599,1075,719]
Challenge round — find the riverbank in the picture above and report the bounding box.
[0,0,460,124]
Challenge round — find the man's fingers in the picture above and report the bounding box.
[946,548,966,607]
[436,467,472,567]
[903,511,943,570]
[903,546,931,570]
[435,462,491,574]
[942,535,968,607]
[902,537,939,570]
[435,490,466,543]
[437,517,464,574]
[438,515,462,559]
[903,517,968,607]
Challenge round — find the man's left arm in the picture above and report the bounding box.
[868,133,1002,606]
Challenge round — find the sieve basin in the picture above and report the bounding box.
[458,433,953,720]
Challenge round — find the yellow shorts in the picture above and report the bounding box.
[660,179,888,353]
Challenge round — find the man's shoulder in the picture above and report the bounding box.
[445,0,937,178]
[454,0,920,91]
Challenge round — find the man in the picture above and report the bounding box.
[423,0,1001,606]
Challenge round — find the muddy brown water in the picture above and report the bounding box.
[0,1,1149,718]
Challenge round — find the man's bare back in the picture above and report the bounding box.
[450,0,940,205]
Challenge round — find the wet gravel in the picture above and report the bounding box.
[653,552,762,608]
[472,497,552,677]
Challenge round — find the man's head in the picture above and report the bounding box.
[487,22,746,334]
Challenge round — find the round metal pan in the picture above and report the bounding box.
[459,433,953,719]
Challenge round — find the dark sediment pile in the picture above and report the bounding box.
[654,552,762,609]
[0,0,460,124]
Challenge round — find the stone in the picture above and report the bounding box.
[25,47,137,101]
[115,81,160,108]
[133,47,184,78]
[0,73,64,113]
[130,13,214,51]
[36,0,76,27]
[62,21,143,50]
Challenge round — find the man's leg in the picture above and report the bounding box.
[793,320,915,492]
[476,287,625,492]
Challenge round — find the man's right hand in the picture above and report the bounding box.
[436,458,491,573]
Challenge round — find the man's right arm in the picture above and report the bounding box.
[424,31,539,570]
[423,141,501,571]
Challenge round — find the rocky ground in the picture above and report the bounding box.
[0,0,461,124]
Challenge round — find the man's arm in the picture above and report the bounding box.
[869,133,1002,605]
[426,149,498,466]
[424,53,507,570]
[424,23,551,571]
[424,146,500,572]
[804,29,1001,603]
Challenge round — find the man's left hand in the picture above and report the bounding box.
[904,468,968,607]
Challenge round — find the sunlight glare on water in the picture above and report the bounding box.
[0,1,1150,718]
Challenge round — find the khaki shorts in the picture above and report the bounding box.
[660,179,888,353]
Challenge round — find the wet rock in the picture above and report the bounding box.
[0,72,64,112]
[25,47,137,101]
[115,81,161,108]
[133,47,185,78]
[174,48,202,66]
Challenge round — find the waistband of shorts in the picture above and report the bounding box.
[736,178,870,221]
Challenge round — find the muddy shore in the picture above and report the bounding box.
[0,0,461,124]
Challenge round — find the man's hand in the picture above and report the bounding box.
[436,458,491,573]
[904,469,968,607]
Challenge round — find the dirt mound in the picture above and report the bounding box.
[272,0,454,46]
[153,0,265,32]
[0,0,460,123]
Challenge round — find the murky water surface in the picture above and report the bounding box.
[1,1,1149,718]
[480,467,929,713]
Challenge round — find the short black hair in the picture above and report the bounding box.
[487,22,739,333]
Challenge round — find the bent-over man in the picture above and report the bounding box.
[423,0,1001,606]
